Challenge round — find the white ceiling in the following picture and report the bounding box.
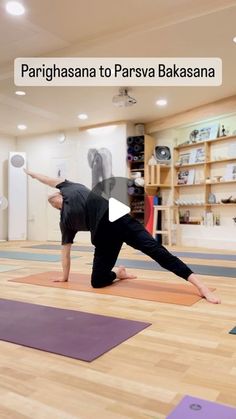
[0,0,236,136]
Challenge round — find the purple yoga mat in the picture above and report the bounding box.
[0,299,150,362]
[167,395,236,419]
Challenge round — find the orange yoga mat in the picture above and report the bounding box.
[9,272,214,306]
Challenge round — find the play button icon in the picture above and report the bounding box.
[108,197,130,222]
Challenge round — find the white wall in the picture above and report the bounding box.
[0,134,16,240]
[17,123,129,242]
[153,114,236,249]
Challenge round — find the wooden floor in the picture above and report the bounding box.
[0,241,236,419]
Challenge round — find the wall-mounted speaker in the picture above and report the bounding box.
[8,152,27,240]
[155,146,171,163]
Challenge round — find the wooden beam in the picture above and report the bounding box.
[78,120,127,131]
[145,95,236,133]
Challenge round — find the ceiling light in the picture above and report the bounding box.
[17,124,27,130]
[6,1,25,15]
[15,90,26,96]
[156,99,167,107]
[233,36,236,44]
[78,113,88,120]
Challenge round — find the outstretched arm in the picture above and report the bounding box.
[53,244,72,282]
[24,169,64,188]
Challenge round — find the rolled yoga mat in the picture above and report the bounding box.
[127,137,135,145]
[0,298,150,362]
[9,272,214,306]
[166,395,236,419]
[127,154,133,162]
[115,258,236,278]
[133,144,144,153]
[134,136,144,145]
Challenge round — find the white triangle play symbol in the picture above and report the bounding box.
[108,197,130,222]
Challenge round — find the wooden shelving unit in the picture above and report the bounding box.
[173,134,236,228]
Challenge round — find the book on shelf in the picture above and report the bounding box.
[177,169,195,185]
[224,163,236,181]
[179,147,205,165]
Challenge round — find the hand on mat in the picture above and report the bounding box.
[116,266,137,280]
[52,277,69,283]
[199,288,221,304]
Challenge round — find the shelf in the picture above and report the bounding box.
[174,203,236,208]
[174,204,205,207]
[207,157,236,164]
[174,183,204,188]
[130,169,144,172]
[146,183,171,188]
[175,162,205,168]
[208,180,236,185]
[206,203,236,206]
[175,180,236,187]
[174,135,236,150]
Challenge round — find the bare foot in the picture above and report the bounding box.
[199,287,221,304]
[116,266,137,280]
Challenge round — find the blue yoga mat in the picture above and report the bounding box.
[229,327,236,335]
[136,250,236,261]
[0,251,79,262]
[88,258,236,278]
[0,265,22,273]
[26,244,94,252]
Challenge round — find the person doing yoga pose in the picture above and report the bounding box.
[24,169,220,304]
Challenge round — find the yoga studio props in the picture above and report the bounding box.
[0,195,8,210]
[0,299,150,362]
[166,395,236,419]
[9,272,213,306]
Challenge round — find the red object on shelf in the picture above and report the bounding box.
[145,195,154,233]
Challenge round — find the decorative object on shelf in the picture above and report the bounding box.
[175,199,204,206]
[221,196,236,204]
[221,124,226,137]
[233,217,236,224]
[189,129,199,143]
[208,193,216,204]
[197,123,219,142]
[155,146,171,164]
[148,154,157,165]
[213,175,222,183]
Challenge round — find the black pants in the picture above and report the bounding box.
[91,214,193,288]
